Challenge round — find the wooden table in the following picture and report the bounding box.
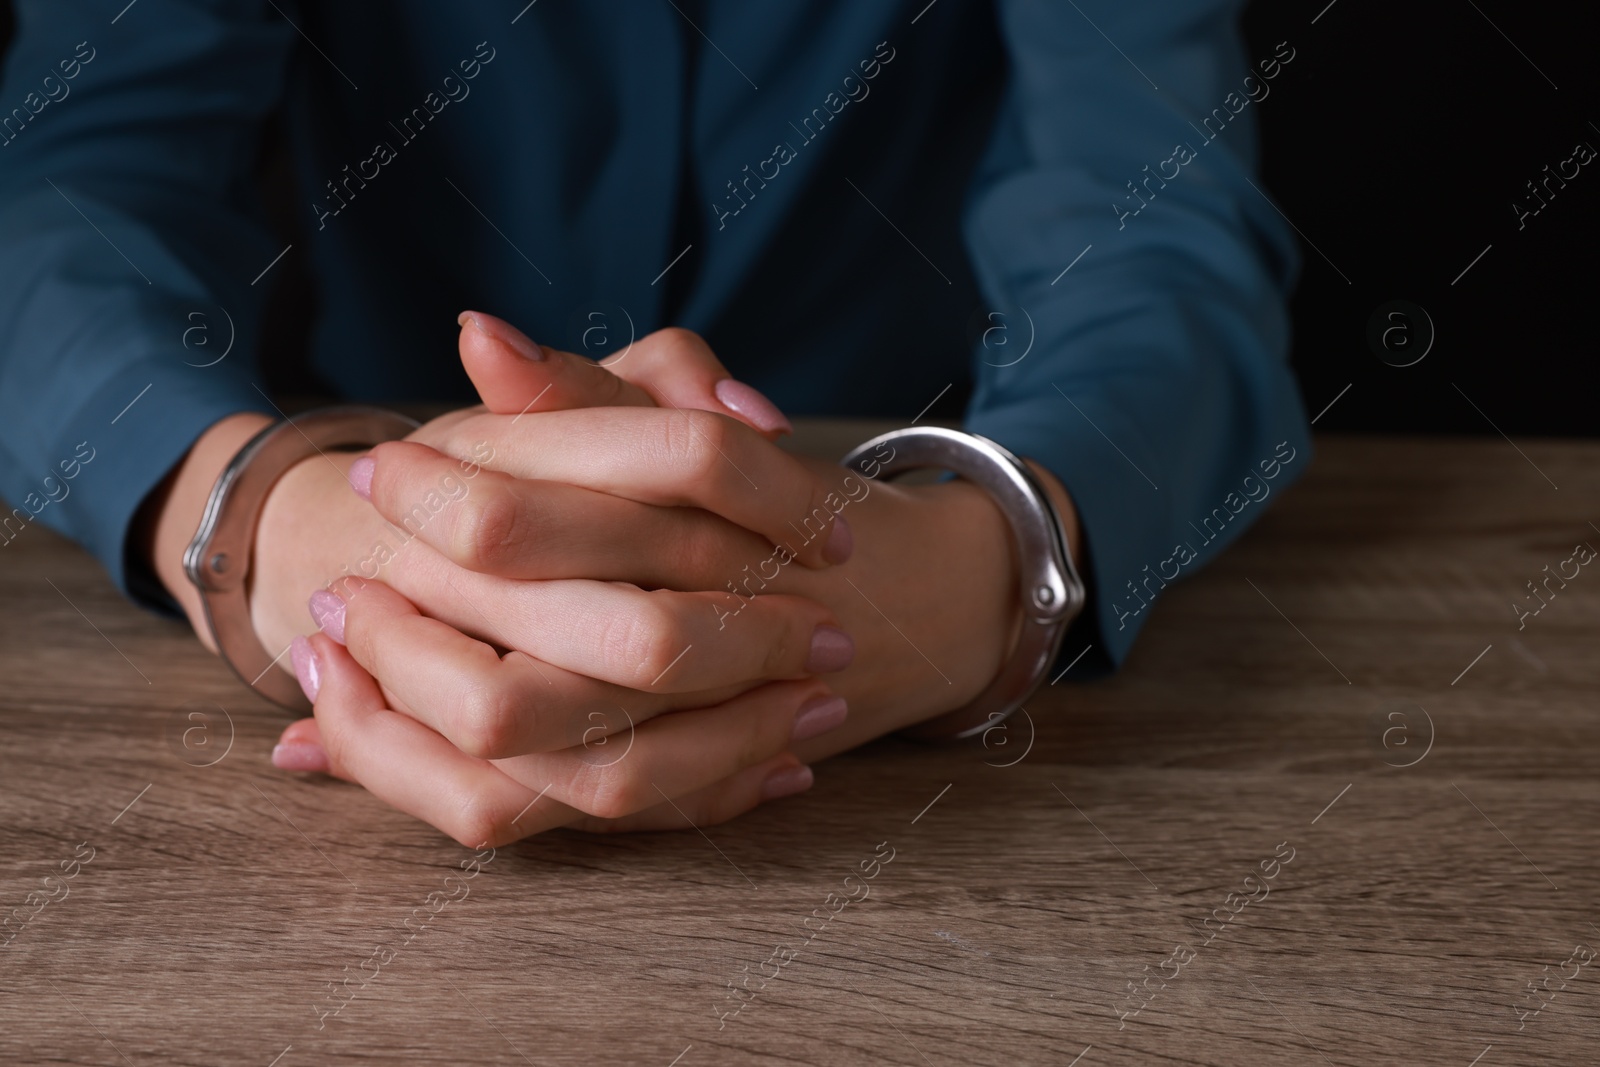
[2,429,1597,1066]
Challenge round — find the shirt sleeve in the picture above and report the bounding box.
[962,0,1312,672]
[0,1,289,604]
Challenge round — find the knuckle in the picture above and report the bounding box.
[592,365,628,404]
[450,487,520,571]
[601,596,687,686]
[657,409,705,481]
[666,408,733,483]
[449,681,521,760]
[759,621,800,679]
[447,792,508,850]
[575,767,648,821]
[694,406,736,452]
[314,708,354,770]
[653,326,706,356]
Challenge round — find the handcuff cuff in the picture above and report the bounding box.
[184,407,418,710]
[189,415,1086,733]
[840,427,1086,740]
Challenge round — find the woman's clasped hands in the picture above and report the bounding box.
[259,314,866,845]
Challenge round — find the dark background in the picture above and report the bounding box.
[3,0,1593,435]
[1240,0,1596,436]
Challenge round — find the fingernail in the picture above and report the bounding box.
[290,635,320,703]
[714,379,793,436]
[806,625,855,673]
[823,514,853,564]
[458,310,546,361]
[760,763,814,801]
[272,740,330,773]
[790,695,848,742]
[348,456,375,500]
[308,588,346,645]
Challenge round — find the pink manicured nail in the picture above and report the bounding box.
[806,625,855,673]
[308,589,346,644]
[760,764,814,801]
[290,635,320,703]
[790,695,848,742]
[347,456,375,500]
[823,514,853,564]
[714,379,793,436]
[272,741,330,773]
[458,310,546,361]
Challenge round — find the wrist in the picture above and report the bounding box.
[163,406,420,696]
[251,449,371,656]
[925,475,1026,698]
[915,462,1081,708]
[784,470,1018,738]
[1022,458,1082,564]
[785,452,1081,758]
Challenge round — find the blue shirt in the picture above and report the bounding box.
[0,0,1310,670]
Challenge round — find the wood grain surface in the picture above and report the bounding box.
[2,428,1597,1066]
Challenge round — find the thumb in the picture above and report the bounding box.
[457,312,792,440]
[457,309,656,416]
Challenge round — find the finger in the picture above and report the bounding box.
[270,694,819,835]
[314,577,753,758]
[457,310,658,417]
[442,406,852,568]
[414,573,856,693]
[603,328,792,439]
[330,571,850,706]
[459,314,791,441]
[357,439,773,584]
[271,716,340,777]
[301,633,583,845]
[491,679,845,821]
[563,753,814,833]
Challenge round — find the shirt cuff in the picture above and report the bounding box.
[965,395,1170,675]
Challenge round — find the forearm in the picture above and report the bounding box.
[964,0,1305,667]
[0,3,294,606]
